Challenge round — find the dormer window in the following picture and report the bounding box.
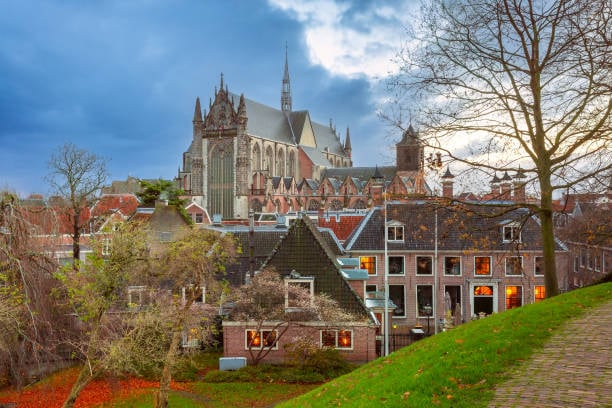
[387,221,404,242]
[502,223,521,242]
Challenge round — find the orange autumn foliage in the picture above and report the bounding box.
[0,367,191,407]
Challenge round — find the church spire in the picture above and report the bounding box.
[281,43,292,112]
[344,127,352,157]
[193,97,203,123]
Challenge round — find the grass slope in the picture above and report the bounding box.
[278,282,611,408]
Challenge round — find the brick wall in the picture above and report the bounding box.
[223,321,378,364]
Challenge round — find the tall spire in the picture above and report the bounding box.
[344,127,352,157]
[281,43,292,112]
[193,97,203,122]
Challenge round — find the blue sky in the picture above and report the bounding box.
[0,0,418,196]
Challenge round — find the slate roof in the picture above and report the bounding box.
[345,202,567,252]
[261,215,372,321]
[323,166,397,181]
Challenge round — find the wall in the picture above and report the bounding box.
[223,321,378,364]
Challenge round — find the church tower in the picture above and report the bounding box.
[281,44,292,112]
[396,125,424,173]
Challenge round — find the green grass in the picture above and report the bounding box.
[277,282,612,408]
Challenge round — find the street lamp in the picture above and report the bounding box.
[423,304,432,335]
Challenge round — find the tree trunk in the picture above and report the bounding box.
[72,209,81,267]
[155,318,184,408]
[539,177,560,297]
[62,365,93,408]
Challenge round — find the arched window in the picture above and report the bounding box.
[287,151,296,178]
[329,199,343,211]
[352,199,367,209]
[277,149,285,177]
[265,146,274,174]
[252,143,261,171]
[308,199,321,211]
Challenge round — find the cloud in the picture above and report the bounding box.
[268,0,416,81]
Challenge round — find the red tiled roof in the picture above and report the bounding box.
[317,214,366,242]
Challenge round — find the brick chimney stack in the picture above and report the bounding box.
[441,167,454,199]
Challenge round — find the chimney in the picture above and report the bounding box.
[441,167,454,199]
[513,168,527,203]
[500,171,512,200]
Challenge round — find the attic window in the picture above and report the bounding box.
[285,275,314,309]
[194,213,204,223]
[502,223,521,242]
[387,222,404,242]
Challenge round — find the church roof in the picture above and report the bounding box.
[323,166,397,181]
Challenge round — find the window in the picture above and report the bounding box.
[127,286,150,307]
[387,224,404,241]
[475,256,491,276]
[503,225,521,242]
[182,327,200,348]
[505,256,523,276]
[534,286,545,302]
[159,231,173,242]
[534,256,544,276]
[505,286,522,309]
[580,248,586,267]
[360,256,377,275]
[195,213,204,223]
[587,250,593,270]
[594,253,600,272]
[246,330,278,349]
[285,278,314,309]
[574,256,579,273]
[321,329,352,349]
[182,285,205,304]
[365,284,377,293]
[444,256,461,276]
[389,285,405,317]
[417,285,433,317]
[416,256,433,275]
[388,256,404,275]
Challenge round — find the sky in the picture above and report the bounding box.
[0,0,419,197]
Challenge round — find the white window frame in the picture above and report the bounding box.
[360,256,377,276]
[182,285,205,304]
[534,256,544,276]
[386,221,404,242]
[285,277,314,309]
[444,256,462,276]
[127,285,148,307]
[416,255,433,275]
[505,256,523,276]
[474,256,492,277]
[416,284,433,318]
[388,255,405,275]
[320,329,353,350]
[245,329,278,350]
[505,285,523,310]
[503,224,521,243]
[389,284,406,318]
[159,231,173,242]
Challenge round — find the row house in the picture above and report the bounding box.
[343,201,570,335]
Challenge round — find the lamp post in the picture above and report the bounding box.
[423,304,432,335]
[383,187,389,356]
[433,206,438,334]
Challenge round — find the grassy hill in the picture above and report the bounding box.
[278,282,611,408]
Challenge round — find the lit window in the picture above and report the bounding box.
[360,256,377,275]
[246,330,277,350]
[388,256,404,275]
[534,257,544,276]
[505,286,522,309]
[321,329,352,349]
[417,285,433,317]
[444,256,461,276]
[534,286,546,302]
[474,286,493,296]
[503,225,521,242]
[182,327,200,348]
[387,224,404,241]
[505,256,523,276]
[390,284,405,317]
[416,256,433,275]
[475,256,491,276]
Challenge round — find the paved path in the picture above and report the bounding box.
[489,301,612,407]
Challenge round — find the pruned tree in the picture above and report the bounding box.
[47,143,108,265]
[229,268,354,366]
[149,228,238,408]
[56,221,148,408]
[387,0,611,297]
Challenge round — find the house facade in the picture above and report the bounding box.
[344,202,570,335]
[222,215,378,364]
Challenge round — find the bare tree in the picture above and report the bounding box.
[47,143,108,264]
[57,221,148,408]
[388,0,611,296]
[150,228,238,408]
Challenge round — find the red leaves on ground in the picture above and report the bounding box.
[0,368,191,408]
